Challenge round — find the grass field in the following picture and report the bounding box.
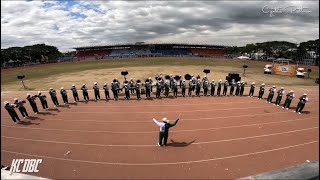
[1,57,319,91]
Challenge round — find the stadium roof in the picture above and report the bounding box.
[73,43,227,50]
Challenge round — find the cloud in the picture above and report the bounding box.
[1,1,319,52]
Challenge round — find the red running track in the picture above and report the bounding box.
[1,86,319,179]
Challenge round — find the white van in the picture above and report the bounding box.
[264,64,272,74]
[296,68,307,78]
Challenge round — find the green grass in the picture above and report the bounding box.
[1,57,319,91]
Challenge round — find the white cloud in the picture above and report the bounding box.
[1,1,319,52]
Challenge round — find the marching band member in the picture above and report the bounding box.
[235,81,241,96]
[239,81,245,96]
[26,93,39,114]
[123,81,131,100]
[71,84,79,102]
[135,80,141,100]
[294,93,309,114]
[203,80,209,96]
[266,85,277,103]
[181,80,186,97]
[103,83,110,100]
[217,79,222,96]
[222,80,229,96]
[274,87,285,106]
[152,117,179,146]
[258,83,265,100]
[283,90,295,109]
[60,87,68,105]
[49,88,59,107]
[229,79,236,96]
[4,101,21,124]
[248,82,256,97]
[13,98,29,119]
[38,91,49,110]
[210,80,216,96]
[81,84,90,101]
[93,82,100,101]
[111,82,119,100]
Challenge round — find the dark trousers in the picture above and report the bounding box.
[136,90,141,99]
[275,95,283,105]
[130,86,135,94]
[204,88,208,96]
[230,87,234,95]
[258,91,264,98]
[94,91,100,100]
[30,102,39,113]
[223,87,227,96]
[125,90,130,99]
[235,87,240,96]
[196,88,200,96]
[211,87,215,96]
[240,88,244,96]
[156,88,161,98]
[217,87,221,96]
[83,92,89,101]
[112,90,118,99]
[182,88,186,97]
[249,89,254,97]
[283,99,292,108]
[18,107,28,117]
[51,96,59,106]
[159,132,169,146]
[295,102,305,112]
[146,89,151,98]
[165,89,169,97]
[40,100,48,109]
[188,88,192,96]
[9,111,20,122]
[267,94,274,102]
[62,95,68,104]
[73,92,79,101]
[173,89,177,97]
[104,91,110,99]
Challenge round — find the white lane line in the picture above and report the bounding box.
[13,108,319,123]
[1,140,318,165]
[1,117,318,133]
[2,127,318,147]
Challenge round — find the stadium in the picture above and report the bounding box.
[72,43,226,60]
[1,1,319,180]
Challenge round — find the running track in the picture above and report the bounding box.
[1,86,319,179]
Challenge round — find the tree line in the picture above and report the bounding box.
[1,44,61,66]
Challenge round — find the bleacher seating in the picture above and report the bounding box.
[191,48,225,57]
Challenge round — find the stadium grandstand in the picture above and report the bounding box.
[73,42,226,60]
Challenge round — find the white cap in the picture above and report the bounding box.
[104,83,107,85]
[219,79,222,81]
[14,98,18,101]
[281,87,284,89]
[72,84,75,87]
[4,101,9,105]
[303,93,307,96]
[61,87,64,89]
[149,77,151,79]
[290,90,294,93]
[38,91,41,94]
[212,80,214,81]
[262,83,265,85]
[273,85,276,88]
[94,82,97,85]
[49,87,53,90]
[162,117,169,122]
[204,75,206,77]
[83,84,85,86]
[252,82,255,84]
[27,93,31,96]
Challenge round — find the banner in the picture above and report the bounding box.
[272,64,297,76]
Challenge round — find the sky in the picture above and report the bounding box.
[1,0,319,52]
